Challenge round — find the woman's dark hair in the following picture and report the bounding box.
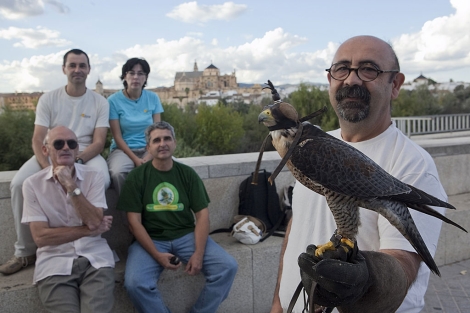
[120,58,150,89]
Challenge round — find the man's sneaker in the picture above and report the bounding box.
[0,255,36,275]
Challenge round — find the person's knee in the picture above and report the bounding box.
[110,170,126,182]
[10,177,23,192]
[225,255,238,278]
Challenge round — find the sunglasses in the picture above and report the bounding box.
[52,139,78,150]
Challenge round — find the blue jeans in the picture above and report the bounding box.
[124,233,237,313]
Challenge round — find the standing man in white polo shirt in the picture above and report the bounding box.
[21,126,114,312]
[0,49,110,275]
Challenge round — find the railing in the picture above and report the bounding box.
[393,114,470,137]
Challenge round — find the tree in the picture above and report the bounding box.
[286,83,338,131]
[439,85,470,114]
[393,85,441,116]
[0,106,35,170]
[161,103,200,157]
[195,103,244,155]
[238,103,272,153]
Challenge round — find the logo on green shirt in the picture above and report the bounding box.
[146,182,184,212]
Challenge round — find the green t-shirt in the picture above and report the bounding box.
[117,161,210,241]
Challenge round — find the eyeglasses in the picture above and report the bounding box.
[127,71,146,77]
[52,139,78,150]
[326,63,399,82]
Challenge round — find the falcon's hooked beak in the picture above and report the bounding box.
[258,107,275,127]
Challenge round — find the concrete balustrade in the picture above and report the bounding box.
[1,144,470,312]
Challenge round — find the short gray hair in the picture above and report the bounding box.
[145,121,176,144]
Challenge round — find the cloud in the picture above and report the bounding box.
[0,51,65,92]
[392,0,470,79]
[0,28,326,92]
[4,0,470,93]
[0,26,71,48]
[167,1,247,24]
[0,0,69,19]
[44,0,69,14]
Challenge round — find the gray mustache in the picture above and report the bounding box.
[335,85,371,103]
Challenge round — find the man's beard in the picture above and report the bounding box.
[335,85,371,123]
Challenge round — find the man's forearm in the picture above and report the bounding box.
[69,194,104,229]
[338,251,409,313]
[194,209,209,256]
[32,224,93,247]
[32,128,49,169]
[77,142,104,163]
[271,218,292,312]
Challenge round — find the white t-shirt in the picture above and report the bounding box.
[35,87,109,151]
[279,124,447,313]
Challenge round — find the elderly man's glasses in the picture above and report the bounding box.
[52,139,78,150]
[127,71,146,77]
[326,63,399,82]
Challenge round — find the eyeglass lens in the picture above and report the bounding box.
[53,139,78,150]
[330,64,379,81]
[127,71,146,77]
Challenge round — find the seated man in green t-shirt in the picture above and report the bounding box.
[117,121,237,313]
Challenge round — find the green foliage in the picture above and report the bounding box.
[286,83,339,131]
[3,84,470,169]
[238,103,271,153]
[161,102,199,157]
[0,107,35,171]
[194,103,244,155]
[439,85,470,114]
[393,85,441,116]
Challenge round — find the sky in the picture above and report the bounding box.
[0,0,469,93]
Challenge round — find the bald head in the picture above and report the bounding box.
[45,126,77,145]
[43,126,79,168]
[334,36,400,73]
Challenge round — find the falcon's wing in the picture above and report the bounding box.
[290,123,411,199]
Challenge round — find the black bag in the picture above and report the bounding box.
[210,169,285,242]
[238,169,284,241]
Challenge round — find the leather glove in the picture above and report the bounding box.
[298,241,372,308]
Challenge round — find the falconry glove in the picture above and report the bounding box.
[298,242,371,308]
[298,243,409,313]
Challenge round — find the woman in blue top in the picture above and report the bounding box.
[107,58,164,195]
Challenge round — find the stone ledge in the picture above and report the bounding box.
[0,233,284,313]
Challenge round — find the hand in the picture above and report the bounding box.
[132,158,145,167]
[90,216,113,236]
[297,243,371,308]
[156,253,182,271]
[185,253,203,276]
[54,165,75,189]
[142,154,153,163]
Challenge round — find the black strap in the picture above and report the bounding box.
[259,212,285,242]
[287,282,304,313]
[286,280,334,313]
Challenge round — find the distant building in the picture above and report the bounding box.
[92,61,270,108]
[401,73,469,92]
[0,92,43,112]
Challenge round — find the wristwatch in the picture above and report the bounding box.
[75,157,84,164]
[69,188,81,197]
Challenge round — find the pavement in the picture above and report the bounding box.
[423,258,470,313]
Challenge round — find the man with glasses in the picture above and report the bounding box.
[21,126,115,312]
[0,49,110,275]
[271,36,448,313]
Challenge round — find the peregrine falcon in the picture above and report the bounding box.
[256,81,466,275]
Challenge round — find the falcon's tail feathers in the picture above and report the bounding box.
[407,203,467,232]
